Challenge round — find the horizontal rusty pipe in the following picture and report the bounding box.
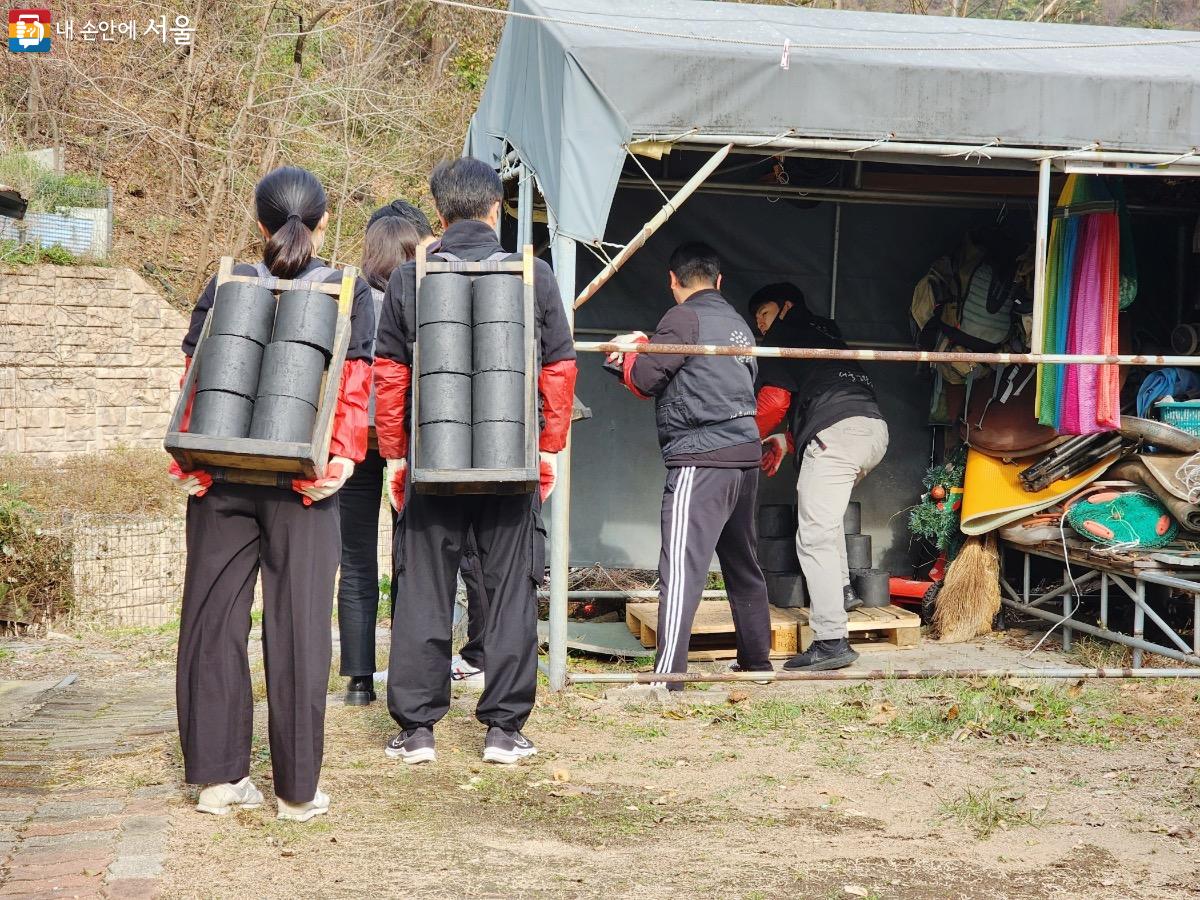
[536,590,726,599]
[567,667,1200,684]
[576,341,1200,368]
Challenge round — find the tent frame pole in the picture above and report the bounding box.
[573,143,734,310]
[549,225,576,692]
[1030,158,1052,356]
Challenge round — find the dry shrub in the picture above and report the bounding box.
[0,449,183,518]
[0,449,183,624]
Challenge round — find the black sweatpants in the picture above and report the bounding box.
[177,484,339,803]
[338,450,488,675]
[387,488,543,732]
[654,466,773,689]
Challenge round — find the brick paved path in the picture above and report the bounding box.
[0,674,177,899]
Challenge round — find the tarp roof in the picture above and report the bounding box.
[466,0,1200,243]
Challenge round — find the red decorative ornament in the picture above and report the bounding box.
[930,485,947,501]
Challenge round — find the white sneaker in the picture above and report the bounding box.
[277,788,330,822]
[195,777,264,815]
[451,654,486,690]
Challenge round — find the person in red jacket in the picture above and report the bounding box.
[374,158,577,766]
[170,166,374,822]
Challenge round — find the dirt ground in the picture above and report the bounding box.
[4,625,1200,900]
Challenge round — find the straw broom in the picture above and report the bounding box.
[931,533,1001,642]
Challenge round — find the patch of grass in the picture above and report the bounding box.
[939,786,1040,838]
[1069,636,1130,669]
[712,678,1124,747]
[0,648,13,661]
[625,723,667,740]
[815,748,863,774]
[0,449,183,518]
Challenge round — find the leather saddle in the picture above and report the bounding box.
[959,364,1065,458]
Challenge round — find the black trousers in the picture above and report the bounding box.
[387,488,543,731]
[653,466,773,690]
[177,484,339,803]
[338,449,488,675]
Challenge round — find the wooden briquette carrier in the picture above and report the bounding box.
[163,256,357,485]
[410,244,538,495]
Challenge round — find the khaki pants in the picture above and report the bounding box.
[795,417,889,641]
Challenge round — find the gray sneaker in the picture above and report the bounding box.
[482,726,537,765]
[385,727,436,764]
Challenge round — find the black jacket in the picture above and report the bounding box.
[629,289,760,466]
[757,310,881,452]
[374,220,575,369]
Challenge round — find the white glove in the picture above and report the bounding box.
[386,458,408,512]
[607,331,648,366]
[293,456,355,505]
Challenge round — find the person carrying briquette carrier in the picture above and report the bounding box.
[609,242,774,690]
[374,157,577,765]
[169,166,375,821]
[338,204,489,706]
[751,282,889,672]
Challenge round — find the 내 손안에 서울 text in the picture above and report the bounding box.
[7,9,196,48]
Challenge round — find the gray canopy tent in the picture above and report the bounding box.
[464,0,1200,689]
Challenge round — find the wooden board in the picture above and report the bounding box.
[624,600,800,660]
[790,605,922,654]
[163,257,357,480]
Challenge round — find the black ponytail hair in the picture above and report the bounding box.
[255,166,327,278]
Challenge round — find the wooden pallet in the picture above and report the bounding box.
[793,605,921,653]
[624,600,800,660]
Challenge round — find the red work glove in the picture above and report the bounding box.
[760,433,794,477]
[539,451,558,502]
[386,458,408,512]
[292,456,355,506]
[168,459,212,498]
[755,385,792,438]
[538,359,579,453]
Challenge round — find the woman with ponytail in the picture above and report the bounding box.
[170,166,375,822]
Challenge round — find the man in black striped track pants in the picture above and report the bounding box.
[608,242,774,690]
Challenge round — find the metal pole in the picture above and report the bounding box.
[548,230,576,692]
[1030,158,1052,357]
[1001,595,1200,666]
[573,143,733,309]
[537,590,728,599]
[575,340,1200,368]
[516,165,533,250]
[568,666,1200,685]
[829,202,842,319]
[671,134,1200,169]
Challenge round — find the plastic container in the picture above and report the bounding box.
[1155,399,1200,436]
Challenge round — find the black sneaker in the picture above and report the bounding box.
[783,637,859,671]
[726,661,773,685]
[843,584,863,613]
[385,727,436,764]
[482,727,537,765]
[345,676,376,706]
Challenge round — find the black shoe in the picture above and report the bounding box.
[345,676,376,706]
[843,584,863,613]
[385,727,436,764]
[783,638,859,671]
[727,661,773,685]
[482,726,537,765]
